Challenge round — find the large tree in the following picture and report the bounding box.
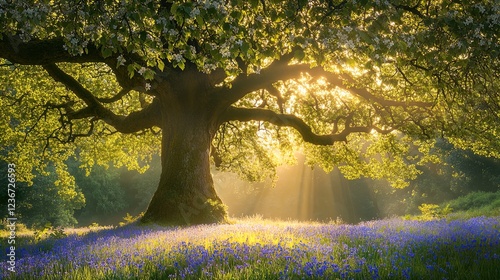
[1,0,498,225]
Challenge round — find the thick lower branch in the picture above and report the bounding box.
[221,107,393,145]
[43,63,161,133]
[117,98,162,133]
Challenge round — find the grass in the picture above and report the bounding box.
[444,191,500,219]
[1,216,500,279]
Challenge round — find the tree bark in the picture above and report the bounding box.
[141,83,227,225]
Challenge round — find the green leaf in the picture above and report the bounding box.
[250,0,259,9]
[176,60,185,70]
[230,11,242,21]
[298,0,307,9]
[196,15,204,26]
[170,3,179,15]
[157,59,165,71]
[294,49,305,61]
[127,64,135,78]
[240,42,250,53]
[143,69,155,80]
[101,48,113,58]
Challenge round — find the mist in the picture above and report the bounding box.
[214,154,380,223]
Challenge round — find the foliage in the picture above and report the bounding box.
[0,0,498,190]
[1,217,499,279]
[1,1,499,225]
[72,156,160,226]
[49,227,68,240]
[445,191,500,217]
[415,203,452,221]
[32,223,65,243]
[371,139,500,217]
[0,154,158,228]
[118,212,144,227]
[0,161,85,228]
[70,159,127,225]
[401,191,500,221]
[32,225,51,243]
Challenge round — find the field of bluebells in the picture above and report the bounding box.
[1,216,500,279]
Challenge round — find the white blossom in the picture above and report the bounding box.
[168,29,179,36]
[190,7,200,18]
[138,67,146,75]
[173,53,183,62]
[464,16,473,26]
[447,10,458,18]
[24,8,35,16]
[488,14,499,27]
[202,63,217,73]
[345,40,355,49]
[473,28,483,39]
[190,46,197,56]
[156,17,167,25]
[117,55,126,67]
[474,4,486,14]
[403,35,414,47]
[254,66,261,74]
[70,37,78,45]
[145,83,151,91]
[383,38,394,49]
[343,26,352,32]
[221,47,231,58]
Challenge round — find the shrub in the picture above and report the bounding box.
[447,191,500,212]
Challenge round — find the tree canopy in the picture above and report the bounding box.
[1,0,499,224]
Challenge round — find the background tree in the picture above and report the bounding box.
[371,138,500,217]
[71,155,160,226]
[0,1,498,225]
[0,160,85,228]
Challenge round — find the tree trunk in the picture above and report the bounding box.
[141,88,227,225]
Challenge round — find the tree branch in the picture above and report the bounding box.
[42,63,161,133]
[96,88,131,103]
[217,60,433,109]
[0,35,152,92]
[217,63,311,106]
[307,67,434,108]
[221,107,394,145]
[0,35,103,65]
[391,2,424,19]
[265,84,284,113]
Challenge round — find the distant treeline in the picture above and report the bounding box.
[0,156,160,228]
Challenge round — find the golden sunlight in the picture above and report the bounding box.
[214,154,379,223]
[289,75,353,100]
